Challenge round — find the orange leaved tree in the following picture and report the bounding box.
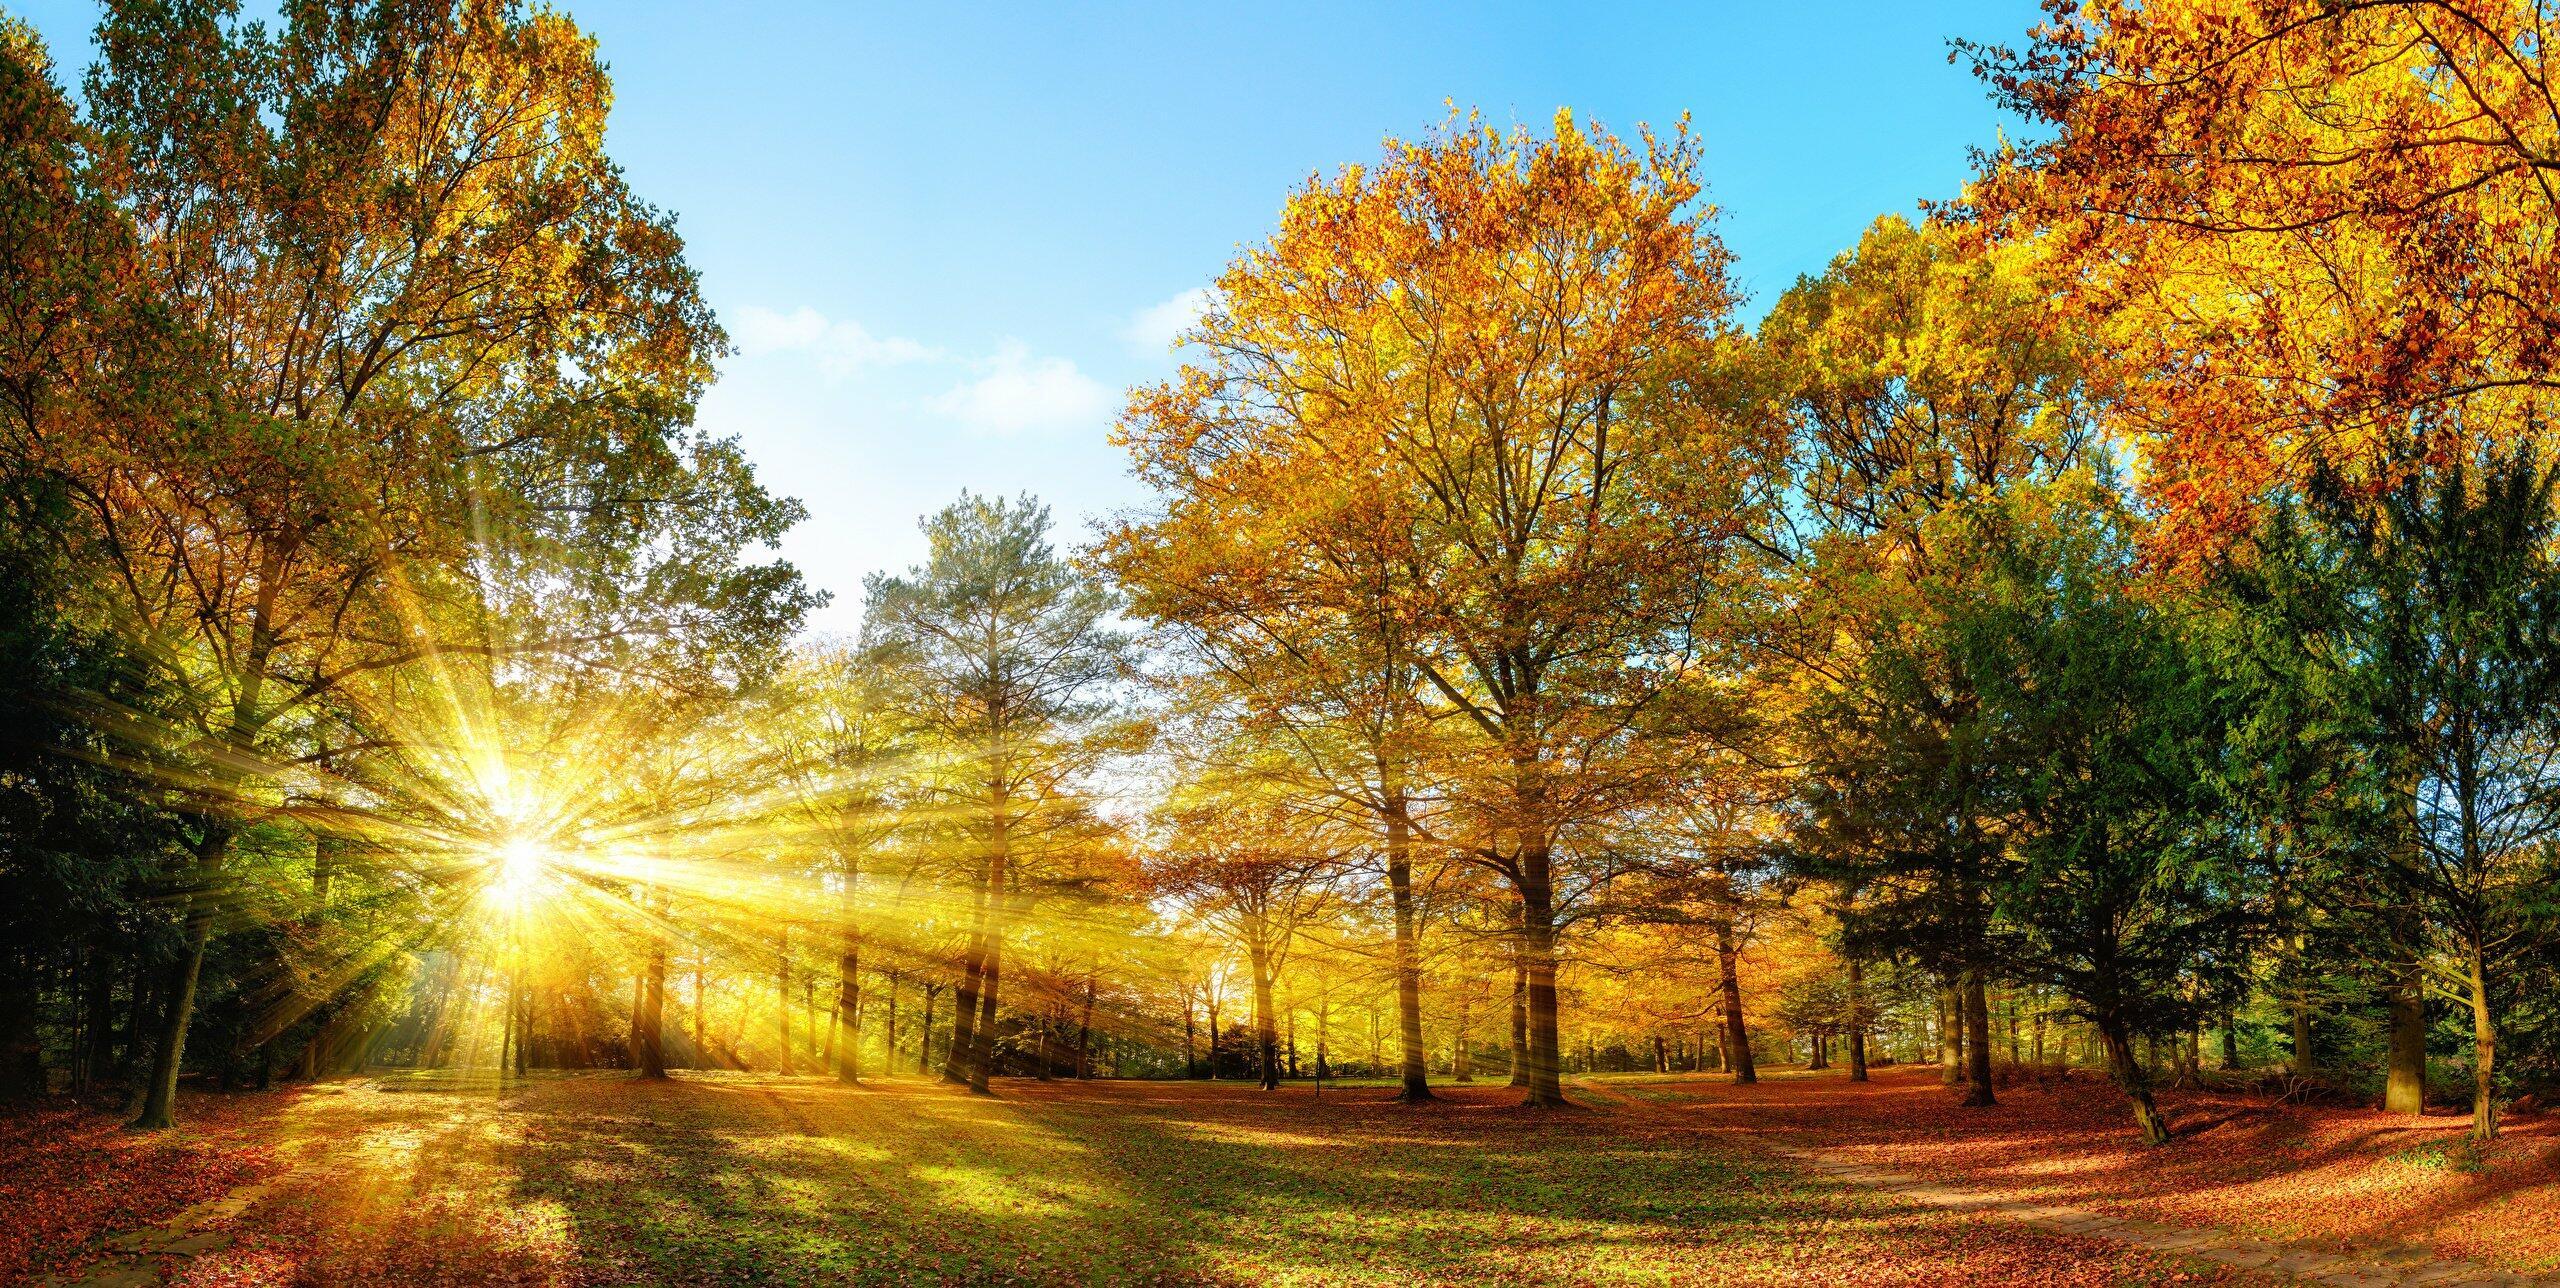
[1116,110,1775,1106]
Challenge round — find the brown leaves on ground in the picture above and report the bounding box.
[15,1071,2300,1287]
[0,1089,285,1282]
[1643,1066,2560,1275]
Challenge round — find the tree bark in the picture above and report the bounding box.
[837,938,862,1084]
[1716,912,1756,1084]
[1517,864,1566,1107]
[637,936,667,1078]
[2468,948,2498,1141]
[2099,1018,2172,1145]
[2386,958,2427,1116]
[133,823,230,1130]
[1383,785,1432,1102]
[970,934,1002,1094]
[1250,930,1279,1092]
[1962,970,1997,1106]
[1846,956,1869,1083]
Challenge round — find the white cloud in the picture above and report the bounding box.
[730,304,941,375]
[1121,286,1215,356]
[927,340,1115,436]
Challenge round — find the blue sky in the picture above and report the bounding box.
[13,0,2041,634]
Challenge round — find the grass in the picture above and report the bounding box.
[67,1070,2282,1287]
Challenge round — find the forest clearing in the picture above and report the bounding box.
[9,0,2560,1283]
[27,1066,2558,1287]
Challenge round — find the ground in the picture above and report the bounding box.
[6,1065,2551,1286]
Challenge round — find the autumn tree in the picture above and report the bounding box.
[1759,214,2098,1108]
[865,493,1130,1094]
[3,0,814,1127]
[1970,0,2560,552]
[1147,775,1345,1091]
[1103,447,1449,1102]
[1118,110,1772,1107]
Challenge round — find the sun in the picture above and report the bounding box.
[485,835,553,909]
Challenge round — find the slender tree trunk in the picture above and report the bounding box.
[637,936,667,1078]
[1251,933,1280,1092]
[971,937,1002,1094]
[968,808,1012,1094]
[1846,956,1869,1083]
[1518,864,1566,1107]
[1182,995,1197,1078]
[1716,913,1756,1084]
[133,823,233,1130]
[1383,785,1431,1102]
[2468,948,2498,1141]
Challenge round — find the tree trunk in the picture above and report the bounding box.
[1381,789,1432,1103]
[1716,913,1756,1084]
[2468,948,2497,1141]
[637,937,667,1078]
[968,808,1012,1095]
[1846,956,1869,1083]
[1517,865,1566,1107]
[2098,1018,2172,1145]
[133,824,231,1130]
[837,938,862,1084]
[1251,933,1279,1092]
[1962,970,1996,1106]
[971,935,1002,1094]
[2386,958,2427,1116]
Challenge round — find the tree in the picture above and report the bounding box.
[1968,497,2246,1144]
[1761,215,2097,1108]
[12,0,811,1129]
[1148,777,1343,1091]
[1118,110,1772,1106]
[1103,433,1449,1103]
[2239,447,2560,1140]
[1970,1,2560,551]
[865,493,1130,1094]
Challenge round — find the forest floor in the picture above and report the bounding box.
[5,1066,2547,1287]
